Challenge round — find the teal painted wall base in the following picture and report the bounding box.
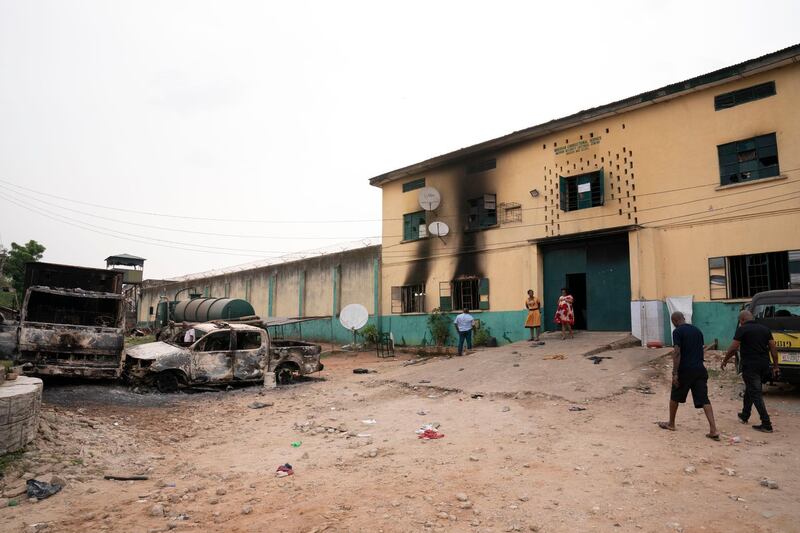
[661,301,743,347]
[381,310,530,347]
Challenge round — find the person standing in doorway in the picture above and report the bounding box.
[721,310,780,433]
[554,288,574,340]
[524,289,542,341]
[657,312,719,439]
[454,307,474,356]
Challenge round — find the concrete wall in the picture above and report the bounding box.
[137,246,381,341]
[375,61,800,345]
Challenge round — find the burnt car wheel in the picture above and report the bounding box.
[275,365,297,385]
[155,371,180,393]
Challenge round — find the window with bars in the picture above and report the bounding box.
[714,81,776,111]
[708,251,796,300]
[717,133,779,186]
[403,211,427,241]
[499,202,522,224]
[390,283,425,313]
[559,170,604,212]
[467,194,497,230]
[438,278,489,311]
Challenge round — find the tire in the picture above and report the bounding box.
[275,365,296,385]
[155,371,180,393]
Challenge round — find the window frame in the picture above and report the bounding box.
[390,283,426,314]
[709,250,796,300]
[402,178,426,193]
[717,133,779,186]
[559,170,604,212]
[466,193,498,231]
[714,81,776,111]
[402,210,428,241]
[440,278,489,311]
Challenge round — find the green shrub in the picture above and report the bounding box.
[473,327,491,347]
[427,308,452,346]
[359,324,380,345]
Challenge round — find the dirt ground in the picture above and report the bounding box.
[1,333,799,533]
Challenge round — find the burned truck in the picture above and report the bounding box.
[15,262,125,379]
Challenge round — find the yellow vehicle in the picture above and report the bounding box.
[749,290,800,384]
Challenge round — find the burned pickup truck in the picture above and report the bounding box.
[15,263,125,379]
[124,322,323,392]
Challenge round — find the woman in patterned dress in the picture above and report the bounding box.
[554,288,574,340]
[524,289,541,341]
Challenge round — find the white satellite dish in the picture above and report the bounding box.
[427,221,450,237]
[418,187,441,211]
[339,303,369,331]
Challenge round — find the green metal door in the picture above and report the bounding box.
[541,233,631,332]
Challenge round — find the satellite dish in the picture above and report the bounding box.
[427,221,449,237]
[418,187,441,211]
[339,303,369,331]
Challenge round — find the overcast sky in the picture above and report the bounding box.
[1,0,798,279]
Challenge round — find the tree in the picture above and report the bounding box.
[5,240,46,298]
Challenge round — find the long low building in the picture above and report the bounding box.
[137,245,380,344]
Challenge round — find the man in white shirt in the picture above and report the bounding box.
[453,307,474,356]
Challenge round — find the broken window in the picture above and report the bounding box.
[709,250,797,299]
[560,170,604,212]
[391,284,425,313]
[714,81,776,111]
[197,331,232,352]
[24,291,121,327]
[236,331,262,350]
[403,211,427,241]
[440,278,489,311]
[466,158,496,175]
[717,133,779,186]
[467,194,497,230]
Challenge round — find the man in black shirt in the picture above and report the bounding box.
[658,312,719,439]
[722,310,780,433]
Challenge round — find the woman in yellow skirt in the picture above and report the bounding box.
[524,289,541,341]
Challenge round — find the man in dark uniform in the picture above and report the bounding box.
[721,310,780,433]
[658,312,719,439]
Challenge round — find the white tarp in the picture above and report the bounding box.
[666,296,694,335]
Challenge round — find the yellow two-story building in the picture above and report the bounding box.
[369,44,800,346]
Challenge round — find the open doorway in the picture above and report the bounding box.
[565,273,587,330]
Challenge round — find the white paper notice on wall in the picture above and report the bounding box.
[577,183,591,193]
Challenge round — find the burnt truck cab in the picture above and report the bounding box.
[16,286,125,378]
[749,289,800,384]
[125,322,323,392]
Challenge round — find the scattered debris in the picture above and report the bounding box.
[543,354,566,360]
[362,419,377,425]
[103,474,149,481]
[760,478,779,489]
[684,465,696,475]
[291,441,302,448]
[729,436,742,444]
[419,379,431,384]
[276,464,294,477]
[248,401,273,409]
[588,355,612,364]
[724,468,736,476]
[501,406,511,412]
[26,480,62,501]
[417,410,429,416]
[471,394,484,399]
[352,368,371,374]
[636,385,655,395]
[569,406,587,412]
[418,429,445,440]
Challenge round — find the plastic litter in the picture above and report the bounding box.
[362,419,377,425]
[291,441,302,447]
[730,436,742,444]
[415,423,441,434]
[418,429,445,440]
[276,463,294,477]
[26,479,62,500]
